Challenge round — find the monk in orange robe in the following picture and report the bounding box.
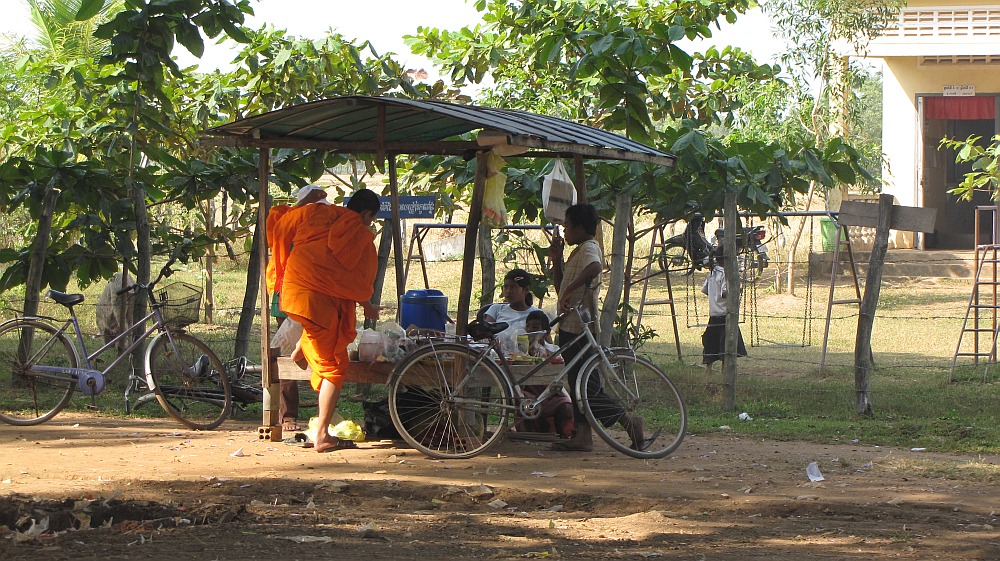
[265,185,330,432]
[269,188,380,452]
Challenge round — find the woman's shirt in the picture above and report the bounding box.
[484,303,541,338]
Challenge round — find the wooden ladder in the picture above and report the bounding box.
[950,244,1000,382]
[633,221,682,360]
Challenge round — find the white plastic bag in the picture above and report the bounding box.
[542,158,577,224]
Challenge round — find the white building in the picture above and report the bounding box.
[866,1,1000,248]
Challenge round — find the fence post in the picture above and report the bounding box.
[723,194,740,411]
[854,193,893,416]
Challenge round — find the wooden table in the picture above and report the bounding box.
[275,356,395,384]
[275,356,565,386]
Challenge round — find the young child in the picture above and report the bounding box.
[525,309,558,358]
[701,246,748,373]
[517,310,573,438]
[549,203,647,452]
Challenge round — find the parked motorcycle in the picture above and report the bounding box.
[658,214,769,283]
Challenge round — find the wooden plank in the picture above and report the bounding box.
[838,200,937,232]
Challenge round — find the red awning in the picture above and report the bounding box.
[924,96,996,120]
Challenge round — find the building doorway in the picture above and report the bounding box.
[920,95,997,249]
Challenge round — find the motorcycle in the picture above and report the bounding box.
[659,214,769,283]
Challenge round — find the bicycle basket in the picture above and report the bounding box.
[157,282,202,327]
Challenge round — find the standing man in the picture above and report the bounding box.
[549,203,646,452]
[269,188,381,453]
[266,184,330,433]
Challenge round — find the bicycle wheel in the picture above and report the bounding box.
[659,241,693,276]
[578,349,687,459]
[145,331,231,430]
[388,343,512,459]
[0,319,78,425]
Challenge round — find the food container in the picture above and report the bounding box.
[358,330,383,362]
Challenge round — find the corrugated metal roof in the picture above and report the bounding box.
[203,96,675,166]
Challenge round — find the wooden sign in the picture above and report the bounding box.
[837,201,937,233]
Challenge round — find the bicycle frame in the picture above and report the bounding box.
[440,308,631,418]
[20,299,176,391]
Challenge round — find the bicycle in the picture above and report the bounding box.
[386,304,687,460]
[0,252,231,430]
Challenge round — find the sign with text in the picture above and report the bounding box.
[378,196,436,219]
[344,195,437,219]
[943,85,975,97]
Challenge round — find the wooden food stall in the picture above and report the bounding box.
[201,96,676,439]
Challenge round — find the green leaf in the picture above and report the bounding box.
[175,20,205,58]
[75,0,106,21]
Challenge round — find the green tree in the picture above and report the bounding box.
[406,0,871,340]
[26,0,124,61]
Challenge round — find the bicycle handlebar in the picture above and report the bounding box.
[113,251,182,296]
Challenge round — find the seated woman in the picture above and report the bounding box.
[516,309,574,439]
[483,268,541,343]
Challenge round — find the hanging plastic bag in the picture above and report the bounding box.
[542,158,577,224]
[482,151,508,227]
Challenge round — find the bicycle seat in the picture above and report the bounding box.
[46,290,84,307]
[467,320,509,340]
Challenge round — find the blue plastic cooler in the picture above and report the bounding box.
[400,289,449,331]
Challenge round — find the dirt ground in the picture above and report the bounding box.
[1,414,999,560]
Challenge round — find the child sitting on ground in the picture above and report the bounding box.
[516,310,574,439]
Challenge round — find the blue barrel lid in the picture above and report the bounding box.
[402,289,446,301]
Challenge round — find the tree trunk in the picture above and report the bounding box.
[23,188,60,319]
[478,224,495,308]
[200,197,216,325]
[372,219,394,306]
[599,192,631,346]
[854,194,892,416]
[234,216,261,361]
[129,182,151,369]
[785,183,816,295]
[18,188,60,373]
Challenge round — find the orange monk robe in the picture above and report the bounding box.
[269,204,377,391]
[264,205,292,295]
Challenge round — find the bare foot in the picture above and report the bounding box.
[314,436,356,453]
[551,422,593,452]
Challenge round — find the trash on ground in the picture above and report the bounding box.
[806,461,825,482]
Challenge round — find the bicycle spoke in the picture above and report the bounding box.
[0,320,77,425]
[389,343,511,459]
[580,350,687,459]
[147,332,230,430]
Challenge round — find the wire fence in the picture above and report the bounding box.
[4,214,998,427]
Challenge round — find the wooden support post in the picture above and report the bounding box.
[854,194,893,416]
[722,194,740,412]
[388,155,405,321]
[258,147,279,431]
[457,152,489,336]
[478,224,495,307]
